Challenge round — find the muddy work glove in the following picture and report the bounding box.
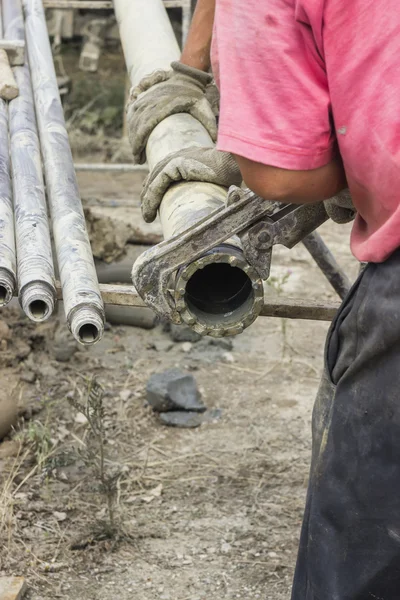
[127,62,218,164]
[141,147,242,223]
[324,189,356,224]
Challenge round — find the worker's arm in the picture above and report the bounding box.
[180,0,215,72]
[234,155,348,205]
[127,0,217,164]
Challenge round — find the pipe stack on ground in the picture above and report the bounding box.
[4,0,56,323]
[22,0,105,344]
[114,0,264,337]
[0,4,16,307]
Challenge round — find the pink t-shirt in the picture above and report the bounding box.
[211,0,400,263]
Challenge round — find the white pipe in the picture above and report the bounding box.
[114,0,263,336]
[4,0,56,323]
[22,0,105,344]
[0,3,16,307]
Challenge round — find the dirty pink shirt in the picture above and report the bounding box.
[211,0,400,263]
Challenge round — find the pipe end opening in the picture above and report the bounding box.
[176,248,264,336]
[78,323,100,345]
[28,299,50,321]
[0,285,11,307]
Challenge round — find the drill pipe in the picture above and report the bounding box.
[114,0,263,337]
[0,5,16,307]
[22,0,105,344]
[4,0,56,323]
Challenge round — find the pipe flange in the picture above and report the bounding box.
[174,245,264,338]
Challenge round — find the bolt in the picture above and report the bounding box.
[258,231,270,244]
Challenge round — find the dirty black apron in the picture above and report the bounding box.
[292,248,400,600]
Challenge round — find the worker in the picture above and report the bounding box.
[127,0,400,598]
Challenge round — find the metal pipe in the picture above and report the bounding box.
[22,0,105,344]
[115,0,263,337]
[74,162,148,173]
[56,281,339,322]
[0,4,16,307]
[302,231,352,300]
[4,0,56,323]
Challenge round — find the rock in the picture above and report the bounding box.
[181,342,192,353]
[20,370,36,384]
[159,408,222,428]
[85,204,163,262]
[0,577,27,600]
[146,368,206,413]
[0,370,20,440]
[208,337,234,351]
[51,329,78,362]
[53,511,67,522]
[0,319,11,341]
[159,411,204,428]
[168,324,202,343]
[222,352,235,363]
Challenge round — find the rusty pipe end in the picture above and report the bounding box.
[174,245,264,337]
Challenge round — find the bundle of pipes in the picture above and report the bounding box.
[0,0,105,345]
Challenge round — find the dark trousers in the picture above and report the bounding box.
[292,248,400,600]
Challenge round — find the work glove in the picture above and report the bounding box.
[127,61,218,164]
[141,147,242,223]
[324,189,356,224]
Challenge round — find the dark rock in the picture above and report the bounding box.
[169,324,202,343]
[208,338,234,351]
[159,408,222,428]
[146,368,205,413]
[159,411,203,428]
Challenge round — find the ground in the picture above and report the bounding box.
[0,44,360,600]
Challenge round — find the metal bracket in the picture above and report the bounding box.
[0,40,25,66]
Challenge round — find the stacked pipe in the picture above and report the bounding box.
[114,0,264,337]
[0,0,105,344]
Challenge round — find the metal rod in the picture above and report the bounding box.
[115,0,263,337]
[0,3,16,306]
[74,162,147,172]
[23,0,105,345]
[53,281,339,322]
[4,0,57,323]
[301,231,352,300]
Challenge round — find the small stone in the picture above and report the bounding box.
[181,342,192,353]
[119,389,131,402]
[202,408,223,423]
[146,368,206,413]
[20,371,35,384]
[209,338,234,351]
[0,320,11,341]
[0,577,27,600]
[222,352,235,363]
[53,511,67,522]
[74,412,88,425]
[169,324,202,343]
[151,339,174,353]
[159,411,204,428]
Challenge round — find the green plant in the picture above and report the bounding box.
[68,377,118,535]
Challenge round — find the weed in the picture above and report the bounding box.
[68,377,119,536]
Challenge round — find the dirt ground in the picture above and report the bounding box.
[0,44,360,600]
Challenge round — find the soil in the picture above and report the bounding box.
[0,44,360,600]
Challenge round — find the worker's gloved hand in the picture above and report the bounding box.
[141,147,242,223]
[324,189,356,224]
[127,61,218,164]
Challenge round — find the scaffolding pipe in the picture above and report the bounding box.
[4,0,56,322]
[22,0,104,344]
[115,0,263,337]
[0,4,16,306]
